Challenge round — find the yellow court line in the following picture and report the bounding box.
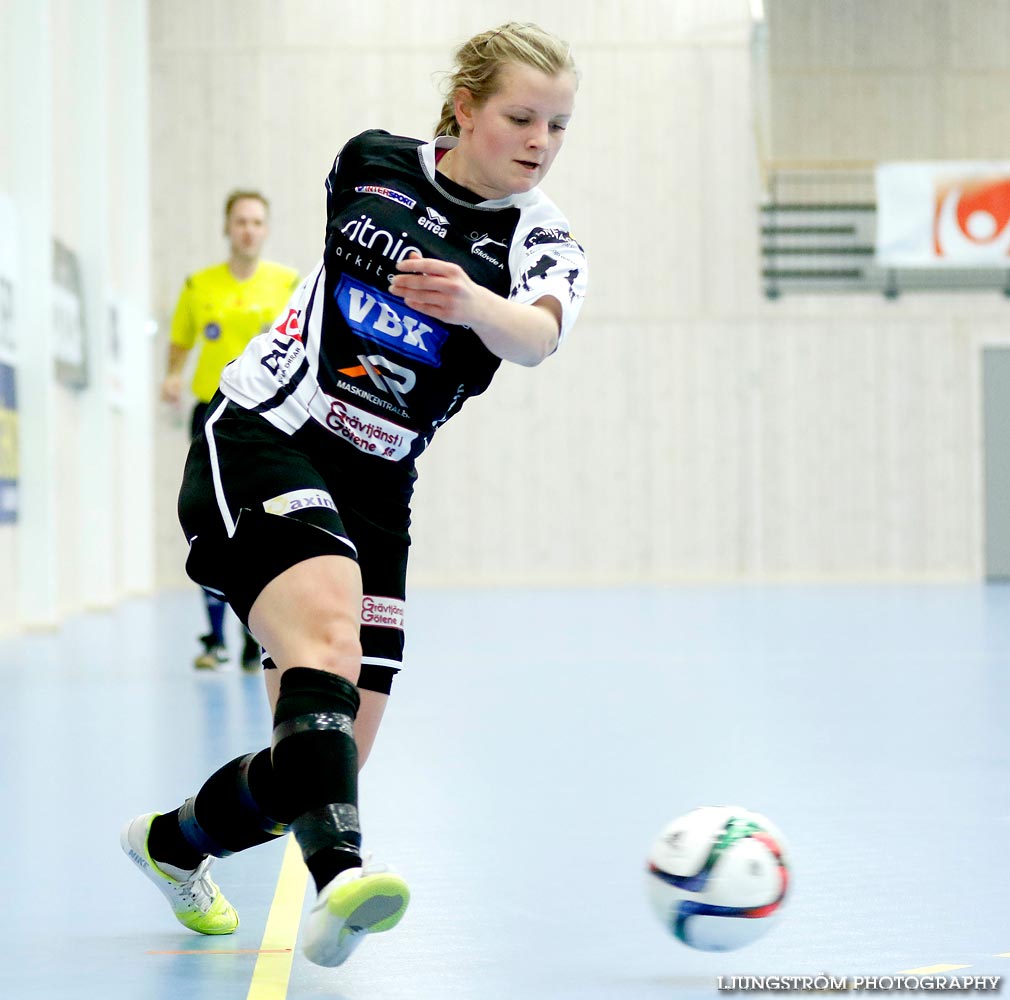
[997,953,1010,958]
[246,834,309,1000]
[148,948,292,956]
[900,965,972,975]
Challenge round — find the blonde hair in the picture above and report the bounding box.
[435,22,577,138]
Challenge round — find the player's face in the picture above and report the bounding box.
[226,198,268,260]
[455,62,576,200]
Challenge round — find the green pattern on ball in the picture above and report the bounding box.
[691,814,766,882]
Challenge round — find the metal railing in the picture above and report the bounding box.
[761,168,1010,299]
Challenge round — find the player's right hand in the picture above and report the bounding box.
[160,373,183,404]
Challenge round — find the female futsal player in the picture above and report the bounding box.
[122,21,587,968]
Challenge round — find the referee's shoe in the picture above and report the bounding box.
[194,633,228,670]
[241,632,262,672]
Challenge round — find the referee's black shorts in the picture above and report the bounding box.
[178,396,412,693]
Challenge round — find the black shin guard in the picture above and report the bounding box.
[149,749,296,870]
[187,749,295,853]
[271,667,362,892]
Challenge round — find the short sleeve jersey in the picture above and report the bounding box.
[220,130,588,475]
[170,260,300,403]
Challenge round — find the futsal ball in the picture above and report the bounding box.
[645,805,789,952]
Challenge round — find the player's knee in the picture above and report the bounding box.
[310,612,362,673]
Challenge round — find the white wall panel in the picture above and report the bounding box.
[769,0,942,71]
[55,385,82,615]
[0,3,17,634]
[941,74,1010,157]
[752,318,971,577]
[767,0,1010,164]
[699,48,764,316]
[10,0,58,629]
[946,0,1010,70]
[0,0,153,634]
[771,73,943,163]
[115,0,156,601]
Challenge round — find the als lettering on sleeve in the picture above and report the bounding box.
[334,274,449,367]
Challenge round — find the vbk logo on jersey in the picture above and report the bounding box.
[274,307,302,341]
[203,322,222,341]
[334,274,448,367]
[418,206,449,238]
[339,354,416,408]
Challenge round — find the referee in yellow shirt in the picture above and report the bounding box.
[161,190,299,670]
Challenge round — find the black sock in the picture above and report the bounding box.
[148,810,205,871]
[271,667,362,893]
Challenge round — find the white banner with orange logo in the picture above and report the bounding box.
[875,161,1010,266]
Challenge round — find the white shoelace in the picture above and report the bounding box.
[174,858,216,911]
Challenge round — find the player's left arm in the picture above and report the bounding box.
[389,254,560,367]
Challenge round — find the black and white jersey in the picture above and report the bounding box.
[219,130,587,473]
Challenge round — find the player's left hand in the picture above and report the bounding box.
[389,252,488,327]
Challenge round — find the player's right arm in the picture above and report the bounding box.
[161,278,197,404]
[161,343,190,403]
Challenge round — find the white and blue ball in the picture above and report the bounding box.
[645,805,790,952]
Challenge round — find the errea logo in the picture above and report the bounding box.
[418,206,449,238]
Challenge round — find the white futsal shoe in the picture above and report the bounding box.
[302,860,410,967]
[121,812,239,935]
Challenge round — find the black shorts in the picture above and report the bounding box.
[178,396,412,689]
[190,401,210,441]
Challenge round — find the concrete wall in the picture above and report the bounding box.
[3,0,1004,640]
[148,0,1004,586]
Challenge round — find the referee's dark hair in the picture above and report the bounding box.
[224,189,270,221]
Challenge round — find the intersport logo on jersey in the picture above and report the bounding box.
[334,274,448,366]
[354,185,416,210]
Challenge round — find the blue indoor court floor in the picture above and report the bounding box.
[0,582,1008,999]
